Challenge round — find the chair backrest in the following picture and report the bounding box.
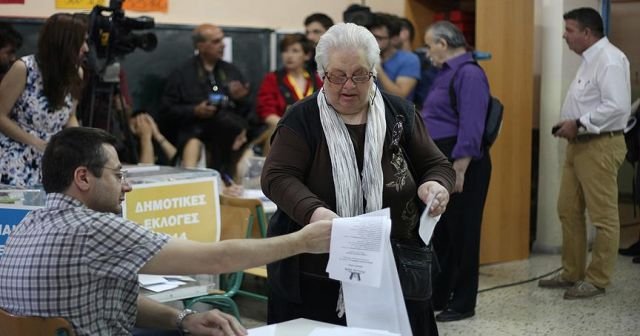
[0,309,75,336]
[219,195,267,238]
[219,205,253,240]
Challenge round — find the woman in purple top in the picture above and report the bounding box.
[421,21,492,322]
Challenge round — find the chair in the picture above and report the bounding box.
[0,309,75,336]
[219,194,268,239]
[182,205,253,321]
[218,195,270,301]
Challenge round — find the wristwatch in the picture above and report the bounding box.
[176,308,197,335]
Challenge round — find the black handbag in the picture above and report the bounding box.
[391,239,436,301]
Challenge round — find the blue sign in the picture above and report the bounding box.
[0,207,33,257]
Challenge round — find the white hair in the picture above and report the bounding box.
[315,22,380,77]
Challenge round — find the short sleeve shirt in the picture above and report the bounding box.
[0,193,170,335]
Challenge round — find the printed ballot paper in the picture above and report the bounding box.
[326,206,441,336]
[326,209,411,336]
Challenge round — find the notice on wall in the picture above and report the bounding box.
[123,0,168,13]
[122,177,221,243]
[55,0,105,9]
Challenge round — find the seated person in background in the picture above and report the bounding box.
[0,22,22,82]
[0,126,332,336]
[180,113,251,197]
[303,13,334,72]
[0,13,85,187]
[256,33,322,130]
[129,111,177,164]
[160,23,251,149]
[367,13,420,101]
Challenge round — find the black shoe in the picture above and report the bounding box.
[619,240,640,256]
[633,256,640,264]
[435,308,475,322]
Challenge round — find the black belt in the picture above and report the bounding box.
[572,130,624,143]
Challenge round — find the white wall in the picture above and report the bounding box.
[0,0,404,30]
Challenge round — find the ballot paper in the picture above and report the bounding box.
[327,208,413,336]
[418,197,441,245]
[309,327,400,336]
[326,216,389,287]
[138,274,190,292]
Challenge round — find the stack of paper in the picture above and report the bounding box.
[139,274,195,292]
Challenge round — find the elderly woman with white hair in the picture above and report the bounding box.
[261,23,455,335]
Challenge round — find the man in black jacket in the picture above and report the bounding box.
[160,24,251,148]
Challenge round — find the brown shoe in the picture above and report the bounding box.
[563,281,605,300]
[538,274,575,288]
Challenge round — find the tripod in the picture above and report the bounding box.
[78,61,140,163]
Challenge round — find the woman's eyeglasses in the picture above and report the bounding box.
[323,72,374,85]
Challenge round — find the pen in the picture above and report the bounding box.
[221,173,233,187]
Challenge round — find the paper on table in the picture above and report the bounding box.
[138,274,169,286]
[163,275,196,282]
[143,282,182,293]
[418,197,441,245]
[247,324,276,336]
[309,327,400,336]
[326,216,387,287]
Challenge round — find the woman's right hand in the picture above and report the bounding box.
[222,183,244,197]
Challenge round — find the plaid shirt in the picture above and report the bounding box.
[0,193,169,335]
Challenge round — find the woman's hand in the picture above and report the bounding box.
[222,183,244,197]
[417,181,450,217]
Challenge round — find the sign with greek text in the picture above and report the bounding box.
[122,177,220,243]
[0,206,38,257]
[123,0,168,13]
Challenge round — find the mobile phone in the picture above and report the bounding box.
[551,125,560,135]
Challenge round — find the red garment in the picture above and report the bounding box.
[256,70,323,121]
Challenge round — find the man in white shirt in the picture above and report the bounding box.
[539,7,629,299]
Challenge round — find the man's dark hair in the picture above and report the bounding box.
[400,18,415,43]
[304,13,334,30]
[563,7,604,38]
[42,127,118,193]
[368,13,402,38]
[0,22,22,49]
[343,4,374,27]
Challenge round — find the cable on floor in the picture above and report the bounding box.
[478,266,562,293]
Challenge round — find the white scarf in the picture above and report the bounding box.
[317,85,386,217]
[318,85,386,317]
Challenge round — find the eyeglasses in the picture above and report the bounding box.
[323,72,374,85]
[102,166,128,184]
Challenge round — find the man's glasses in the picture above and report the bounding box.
[102,166,128,184]
[323,72,374,85]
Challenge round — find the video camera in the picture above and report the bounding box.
[89,0,157,60]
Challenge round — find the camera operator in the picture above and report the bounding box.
[160,23,251,149]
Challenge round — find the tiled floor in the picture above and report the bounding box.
[234,223,640,335]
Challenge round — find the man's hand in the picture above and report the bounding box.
[417,181,450,217]
[182,309,247,336]
[227,80,249,100]
[298,219,332,254]
[194,101,218,119]
[552,119,579,140]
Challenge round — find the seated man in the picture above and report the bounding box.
[160,23,251,148]
[0,22,23,82]
[0,127,331,336]
[367,13,420,101]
